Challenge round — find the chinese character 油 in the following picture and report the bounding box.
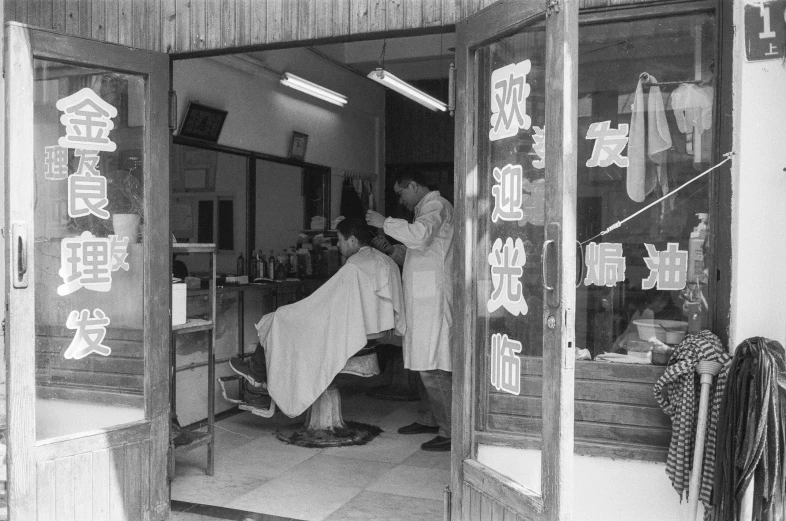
[44,145,69,180]
[491,164,524,223]
[585,121,630,168]
[487,237,528,316]
[490,333,522,395]
[58,231,128,296]
[642,242,688,290]
[489,60,532,141]
[56,88,118,152]
[584,242,626,287]
[64,308,112,359]
[531,125,545,169]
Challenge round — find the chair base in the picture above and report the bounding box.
[275,420,382,448]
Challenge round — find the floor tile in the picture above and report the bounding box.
[229,479,361,521]
[400,448,452,470]
[270,453,394,489]
[323,490,443,521]
[321,430,423,464]
[170,462,269,507]
[366,465,451,501]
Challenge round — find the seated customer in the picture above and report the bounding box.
[229,217,406,417]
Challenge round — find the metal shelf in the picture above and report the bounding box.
[172,242,217,254]
[172,318,213,333]
[173,431,212,456]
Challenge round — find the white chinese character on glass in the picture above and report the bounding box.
[56,87,118,152]
[490,333,522,395]
[531,125,545,169]
[64,308,112,359]
[584,242,626,287]
[487,237,528,316]
[58,231,129,296]
[489,60,532,141]
[642,242,688,290]
[44,145,69,180]
[491,164,524,222]
[585,121,630,168]
[68,150,109,219]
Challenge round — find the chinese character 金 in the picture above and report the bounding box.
[56,88,118,152]
[584,242,626,287]
[490,333,522,395]
[489,60,532,141]
[642,242,688,291]
[487,237,528,316]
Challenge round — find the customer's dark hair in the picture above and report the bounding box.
[336,217,374,246]
[393,168,428,189]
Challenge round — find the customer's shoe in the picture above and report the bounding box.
[397,422,440,435]
[229,357,265,388]
[421,435,451,452]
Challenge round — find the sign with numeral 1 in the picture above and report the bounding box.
[745,0,785,61]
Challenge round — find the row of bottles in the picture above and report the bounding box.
[240,245,342,281]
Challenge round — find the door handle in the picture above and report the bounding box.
[576,240,585,288]
[541,239,554,291]
[11,222,29,288]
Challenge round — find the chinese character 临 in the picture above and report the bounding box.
[642,243,688,291]
[491,164,523,223]
[489,60,532,141]
[56,88,117,152]
[585,121,629,168]
[531,126,545,169]
[490,333,522,395]
[58,231,129,296]
[584,242,626,287]
[44,145,69,180]
[64,308,112,360]
[487,237,528,316]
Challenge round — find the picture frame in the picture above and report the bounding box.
[178,101,228,142]
[289,131,309,160]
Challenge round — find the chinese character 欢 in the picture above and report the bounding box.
[642,242,688,290]
[584,242,626,287]
[44,145,69,180]
[585,121,630,168]
[490,333,522,395]
[58,231,128,296]
[531,125,545,169]
[487,237,528,316]
[64,308,112,359]
[68,169,110,219]
[489,60,532,141]
[56,88,118,152]
[491,164,524,222]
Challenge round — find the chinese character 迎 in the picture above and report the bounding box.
[584,242,626,287]
[642,242,688,290]
[68,169,110,219]
[489,60,532,141]
[56,88,118,152]
[64,308,112,359]
[491,164,524,222]
[490,333,522,395]
[585,121,630,168]
[487,237,528,316]
[531,126,545,169]
[44,145,69,180]
[58,231,128,295]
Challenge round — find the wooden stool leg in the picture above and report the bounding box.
[304,385,345,431]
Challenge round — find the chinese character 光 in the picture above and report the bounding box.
[56,88,118,152]
[531,126,545,169]
[44,145,69,180]
[489,60,532,141]
[64,308,112,360]
[487,237,528,316]
[642,243,688,290]
[584,242,626,287]
[585,121,629,168]
[490,333,522,395]
[491,164,524,222]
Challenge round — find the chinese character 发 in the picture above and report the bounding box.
[68,169,109,219]
[491,164,524,222]
[56,88,118,152]
[487,237,528,316]
[44,145,69,180]
[531,126,545,169]
[642,243,688,290]
[489,60,532,141]
[58,231,128,296]
[64,308,112,360]
[585,121,630,168]
[584,242,626,287]
[490,333,522,395]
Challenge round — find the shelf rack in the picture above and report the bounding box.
[170,242,216,476]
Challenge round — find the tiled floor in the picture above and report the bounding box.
[171,379,450,521]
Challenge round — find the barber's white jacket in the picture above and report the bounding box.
[384,191,454,372]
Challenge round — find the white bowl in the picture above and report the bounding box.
[632,319,688,343]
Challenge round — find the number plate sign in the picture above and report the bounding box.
[745,0,786,61]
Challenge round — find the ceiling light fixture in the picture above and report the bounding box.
[367,68,447,112]
[280,72,347,107]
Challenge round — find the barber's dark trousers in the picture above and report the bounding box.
[417,370,452,438]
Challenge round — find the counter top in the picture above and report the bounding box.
[186,278,326,297]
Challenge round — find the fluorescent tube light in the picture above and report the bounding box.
[280,72,348,107]
[367,68,447,112]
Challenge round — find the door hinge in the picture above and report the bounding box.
[168,90,178,131]
[546,0,561,17]
[448,62,456,117]
[443,486,451,521]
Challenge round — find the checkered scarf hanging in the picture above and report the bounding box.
[653,330,731,512]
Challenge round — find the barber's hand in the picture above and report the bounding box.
[365,210,386,228]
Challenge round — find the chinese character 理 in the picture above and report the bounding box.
[487,237,528,316]
[490,333,522,395]
[491,164,524,222]
[58,231,128,295]
[642,242,688,291]
[64,308,112,360]
[56,88,118,152]
[489,60,532,141]
[531,126,545,169]
[585,121,630,168]
[68,169,110,219]
[44,145,69,180]
[584,242,626,287]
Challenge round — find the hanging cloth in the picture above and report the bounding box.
[711,337,786,521]
[340,177,365,219]
[627,75,656,202]
[645,74,673,214]
[654,330,730,512]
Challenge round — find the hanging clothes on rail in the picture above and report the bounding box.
[670,83,714,167]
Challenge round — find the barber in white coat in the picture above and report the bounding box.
[366,170,454,452]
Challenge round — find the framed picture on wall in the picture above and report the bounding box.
[289,131,309,160]
[178,101,228,142]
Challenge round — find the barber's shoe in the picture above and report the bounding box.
[397,422,440,435]
[421,436,451,452]
[229,357,265,388]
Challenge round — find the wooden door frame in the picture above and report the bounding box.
[5,22,171,520]
[451,0,578,519]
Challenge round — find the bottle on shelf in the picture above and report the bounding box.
[258,252,266,279]
[687,213,709,284]
[236,252,245,276]
[267,250,276,280]
[249,250,258,280]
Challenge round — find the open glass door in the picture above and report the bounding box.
[5,23,170,519]
[452,2,577,520]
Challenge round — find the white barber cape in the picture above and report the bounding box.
[256,247,405,417]
[383,191,454,372]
